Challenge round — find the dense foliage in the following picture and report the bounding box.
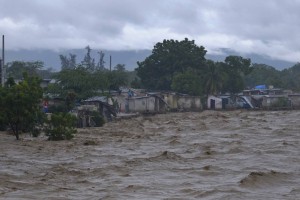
[45,112,77,141]
[244,63,300,91]
[46,47,130,103]
[135,38,254,95]
[6,61,54,79]
[0,74,44,140]
[136,38,207,91]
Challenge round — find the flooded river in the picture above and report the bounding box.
[0,110,299,199]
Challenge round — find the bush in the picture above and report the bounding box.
[48,104,68,113]
[91,111,105,127]
[45,112,77,141]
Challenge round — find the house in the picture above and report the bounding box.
[163,92,178,111]
[75,105,98,128]
[262,95,291,109]
[207,95,254,110]
[82,96,117,121]
[163,93,202,111]
[288,94,300,108]
[177,95,202,111]
[207,95,223,109]
[126,95,167,114]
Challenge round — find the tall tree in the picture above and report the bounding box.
[97,50,106,70]
[204,60,227,95]
[244,63,282,88]
[0,74,43,140]
[222,56,252,94]
[135,38,207,90]
[171,69,203,95]
[280,63,300,92]
[60,54,77,70]
[114,64,126,72]
[6,61,44,79]
[60,55,69,70]
[52,67,97,100]
[82,46,96,71]
[110,64,128,90]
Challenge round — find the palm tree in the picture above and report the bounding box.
[204,60,227,96]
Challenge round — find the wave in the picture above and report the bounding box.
[239,170,288,187]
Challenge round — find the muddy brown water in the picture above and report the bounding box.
[0,110,299,199]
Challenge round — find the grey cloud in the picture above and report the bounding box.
[0,0,300,63]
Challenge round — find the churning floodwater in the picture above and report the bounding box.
[0,110,299,199]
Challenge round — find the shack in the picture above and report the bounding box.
[262,95,291,109]
[163,93,202,111]
[177,95,202,111]
[288,94,300,108]
[207,95,223,109]
[163,92,178,111]
[82,96,117,121]
[75,105,98,128]
[126,95,167,113]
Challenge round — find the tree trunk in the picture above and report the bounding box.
[15,131,19,140]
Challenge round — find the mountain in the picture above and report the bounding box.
[205,48,296,70]
[4,48,296,71]
[5,49,151,71]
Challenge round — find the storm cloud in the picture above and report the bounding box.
[0,0,300,63]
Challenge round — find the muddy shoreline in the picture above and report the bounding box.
[1,110,299,199]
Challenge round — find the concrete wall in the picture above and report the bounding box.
[207,96,222,109]
[128,96,156,113]
[177,96,202,111]
[262,96,289,108]
[289,95,300,107]
[164,93,178,110]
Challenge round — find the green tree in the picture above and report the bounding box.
[130,77,142,88]
[60,54,77,70]
[280,63,300,92]
[0,74,43,140]
[222,56,252,94]
[6,61,44,79]
[82,46,96,72]
[96,50,106,71]
[52,67,97,100]
[109,67,128,90]
[244,64,282,88]
[171,69,203,95]
[45,112,77,141]
[114,64,126,72]
[136,38,207,90]
[204,60,227,95]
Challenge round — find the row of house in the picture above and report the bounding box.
[45,82,300,127]
[82,89,203,115]
[207,86,300,110]
[66,89,203,127]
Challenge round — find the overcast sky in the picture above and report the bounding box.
[0,0,300,63]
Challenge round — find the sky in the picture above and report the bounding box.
[0,0,300,63]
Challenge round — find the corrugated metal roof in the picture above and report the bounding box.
[83,96,107,102]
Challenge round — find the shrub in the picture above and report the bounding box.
[91,111,105,127]
[45,112,77,141]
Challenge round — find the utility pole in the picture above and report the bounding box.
[1,35,4,86]
[0,58,2,86]
[109,55,112,72]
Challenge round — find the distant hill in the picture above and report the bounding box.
[5,49,151,71]
[5,48,296,71]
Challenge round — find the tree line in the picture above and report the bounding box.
[1,38,300,140]
[4,39,300,100]
[135,38,300,95]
